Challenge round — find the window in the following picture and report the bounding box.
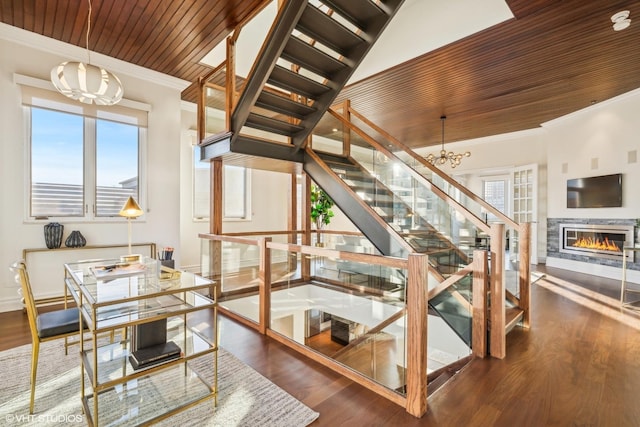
[29,107,142,219]
[31,108,84,217]
[22,82,148,221]
[95,120,140,216]
[223,166,247,218]
[483,178,508,221]
[192,147,251,220]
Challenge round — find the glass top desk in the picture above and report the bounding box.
[64,256,217,426]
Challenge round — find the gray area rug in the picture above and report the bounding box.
[0,340,318,426]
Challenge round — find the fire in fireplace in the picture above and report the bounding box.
[572,236,620,251]
[559,223,634,262]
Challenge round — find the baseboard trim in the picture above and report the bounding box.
[546,256,640,283]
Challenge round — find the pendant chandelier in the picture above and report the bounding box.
[50,0,123,105]
[425,115,470,168]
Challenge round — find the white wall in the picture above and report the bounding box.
[544,92,640,219]
[0,32,186,311]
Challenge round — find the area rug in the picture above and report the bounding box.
[0,340,319,426]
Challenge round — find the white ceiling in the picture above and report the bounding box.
[200,0,513,84]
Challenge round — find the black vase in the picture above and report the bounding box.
[65,230,87,248]
[44,222,64,249]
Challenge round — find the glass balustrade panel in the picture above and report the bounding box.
[314,129,482,278]
[204,79,227,140]
[200,238,261,323]
[266,250,409,394]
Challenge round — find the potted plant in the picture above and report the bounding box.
[310,185,334,246]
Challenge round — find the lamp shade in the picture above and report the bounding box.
[119,196,144,218]
[51,61,123,106]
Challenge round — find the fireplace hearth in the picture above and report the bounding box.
[559,223,634,262]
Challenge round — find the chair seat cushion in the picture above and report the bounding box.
[37,307,81,338]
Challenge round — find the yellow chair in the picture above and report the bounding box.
[10,260,83,414]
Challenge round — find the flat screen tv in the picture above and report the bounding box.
[566,173,623,208]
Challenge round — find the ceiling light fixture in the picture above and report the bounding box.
[425,115,470,168]
[611,10,631,31]
[50,0,123,105]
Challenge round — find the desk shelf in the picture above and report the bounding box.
[82,360,215,426]
[65,257,217,427]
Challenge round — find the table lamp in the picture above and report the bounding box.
[119,196,144,259]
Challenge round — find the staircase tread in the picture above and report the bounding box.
[268,65,331,99]
[256,91,317,120]
[505,307,525,333]
[246,112,305,136]
[321,0,386,31]
[297,4,366,57]
[282,36,348,79]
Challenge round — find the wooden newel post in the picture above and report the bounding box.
[519,222,532,328]
[406,253,428,417]
[472,250,489,358]
[258,237,272,335]
[490,222,506,359]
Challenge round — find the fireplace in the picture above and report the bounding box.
[559,223,634,262]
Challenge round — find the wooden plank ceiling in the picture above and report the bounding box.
[2,0,640,149]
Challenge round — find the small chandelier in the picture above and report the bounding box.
[425,115,470,168]
[50,0,123,105]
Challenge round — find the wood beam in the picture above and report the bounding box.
[519,222,532,328]
[225,36,236,130]
[490,223,506,359]
[258,237,272,334]
[406,253,428,417]
[472,249,488,358]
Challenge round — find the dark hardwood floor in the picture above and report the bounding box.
[2,265,640,426]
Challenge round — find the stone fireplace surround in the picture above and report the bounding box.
[547,218,640,281]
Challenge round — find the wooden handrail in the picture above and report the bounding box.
[198,233,260,246]
[346,106,519,230]
[326,108,490,233]
[267,241,408,269]
[222,230,305,237]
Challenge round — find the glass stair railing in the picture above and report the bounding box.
[319,152,469,277]
[308,109,490,350]
[428,274,473,346]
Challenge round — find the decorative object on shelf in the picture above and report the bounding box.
[50,0,123,105]
[119,196,144,257]
[65,230,87,248]
[425,115,470,168]
[310,184,334,246]
[43,222,64,249]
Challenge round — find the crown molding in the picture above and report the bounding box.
[0,23,191,92]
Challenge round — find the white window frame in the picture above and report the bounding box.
[192,146,251,221]
[18,74,149,223]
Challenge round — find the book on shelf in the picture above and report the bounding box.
[129,340,182,370]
